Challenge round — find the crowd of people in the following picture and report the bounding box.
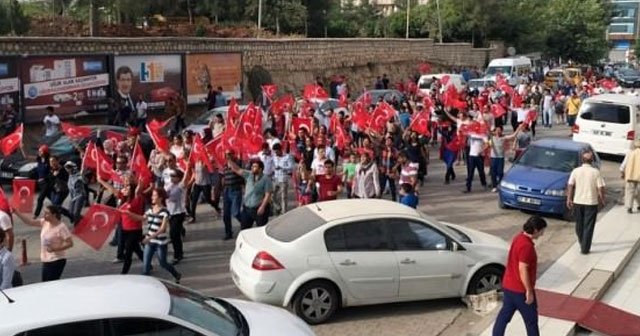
[2,63,640,291]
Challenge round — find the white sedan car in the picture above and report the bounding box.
[0,275,314,336]
[230,199,508,324]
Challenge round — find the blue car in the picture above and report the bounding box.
[498,138,599,220]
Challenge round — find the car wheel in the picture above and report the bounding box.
[467,266,503,295]
[292,280,339,325]
[498,198,509,210]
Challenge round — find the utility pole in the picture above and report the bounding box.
[436,0,443,43]
[257,0,263,38]
[405,0,410,39]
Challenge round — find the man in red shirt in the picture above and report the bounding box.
[315,160,342,202]
[493,215,547,336]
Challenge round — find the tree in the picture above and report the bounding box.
[0,0,30,35]
[245,0,307,35]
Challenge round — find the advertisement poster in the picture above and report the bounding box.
[185,53,242,105]
[0,57,20,109]
[113,54,182,108]
[20,55,110,122]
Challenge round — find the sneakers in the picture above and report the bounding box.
[491,188,497,193]
[222,235,233,241]
[174,272,182,284]
[112,258,124,264]
[461,190,471,194]
[171,257,183,265]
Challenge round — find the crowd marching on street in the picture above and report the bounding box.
[2,62,640,292]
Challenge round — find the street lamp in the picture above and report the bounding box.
[257,0,262,38]
[405,0,410,39]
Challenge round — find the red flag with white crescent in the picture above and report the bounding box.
[61,122,92,141]
[236,102,259,141]
[73,204,120,251]
[130,140,152,187]
[96,148,122,184]
[512,92,523,108]
[525,109,538,125]
[351,102,370,130]
[490,103,507,118]
[261,84,278,100]
[303,84,329,101]
[339,92,348,107]
[292,117,312,134]
[409,111,431,136]
[205,137,226,169]
[368,102,395,133]
[82,141,98,170]
[147,118,171,131]
[0,124,23,156]
[145,123,170,153]
[335,124,351,150]
[11,178,36,213]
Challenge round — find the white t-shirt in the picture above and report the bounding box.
[43,114,60,137]
[0,211,12,232]
[266,138,281,150]
[516,108,528,123]
[542,95,553,110]
[136,101,148,119]
[469,135,487,156]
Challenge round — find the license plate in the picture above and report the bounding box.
[592,130,612,136]
[0,171,13,179]
[517,196,541,205]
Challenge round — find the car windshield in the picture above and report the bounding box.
[164,281,240,336]
[266,207,326,242]
[515,146,579,173]
[620,68,640,76]
[486,66,512,76]
[193,109,221,125]
[580,102,630,124]
[546,71,563,78]
[418,212,470,243]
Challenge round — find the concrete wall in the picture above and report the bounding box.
[0,37,504,98]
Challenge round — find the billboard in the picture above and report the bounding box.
[113,54,183,108]
[0,57,20,109]
[20,55,110,122]
[185,53,242,104]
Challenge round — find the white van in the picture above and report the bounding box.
[484,57,532,86]
[417,73,466,96]
[573,94,640,156]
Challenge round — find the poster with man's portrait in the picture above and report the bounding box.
[113,55,183,108]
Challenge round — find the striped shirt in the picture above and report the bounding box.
[145,207,170,245]
[399,162,419,185]
[223,163,244,190]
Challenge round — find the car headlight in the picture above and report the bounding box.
[544,189,565,196]
[500,181,517,190]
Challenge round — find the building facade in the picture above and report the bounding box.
[608,0,640,62]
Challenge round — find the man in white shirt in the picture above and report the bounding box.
[257,143,275,177]
[135,93,148,129]
[271,143,293,215]
[43,106,61,138]
[463,133,489,193]
[542,89,554,128]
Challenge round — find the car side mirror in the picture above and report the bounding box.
[451,242,460,252]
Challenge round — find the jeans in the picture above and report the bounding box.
[271,181,288,216]
[34,184,53,217]
[543,107,554,127]
[574,204,598,253]
[567,114,577,127]
[189,184,218,219]
[42,258,67,282]
[169,213,186,260]
[50,190,68,207]
[142,243,180,279]
[223,188,242,238]
[490,157,505,188]
[492,288,539,336]
[241,205,270,230]
[466,155,487,191]
[121,229,144,274]
[379,173,397,201]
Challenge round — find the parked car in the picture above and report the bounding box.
[230,199,508,324]
[356,89,406,106]
[0,275,315,336]
[185,105,248,136]
[498,138,599,220]
[0,125,153,182]
[468,78,496,93]
[615,68,640,88]
[418,74,467,96]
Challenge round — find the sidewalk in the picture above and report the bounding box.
[480,205,640,335]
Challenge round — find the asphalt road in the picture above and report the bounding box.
[8,123,626,336]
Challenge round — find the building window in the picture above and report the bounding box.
[610,23,635,34]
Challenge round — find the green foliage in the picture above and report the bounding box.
[195,24,207,37]
[247,66,273,102]
[245,0,307,35]
[0,0,30,35]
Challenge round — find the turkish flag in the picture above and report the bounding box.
[351,103,370,130]
[440,75,451,86]
[190,134,215,172]
[496,73,507,87]
[442,85,460,108]
[407,80,417,94]
[147,118,171,131]
[298,100,315,118]
[490,103,507,118]
[261,84,278,100]
[512,92,523,108]
[292,117,312,134]
[0,124,23,156]
[500,83,514,97]
[0,186,10,214]
[146,123,170,153]
[335,124,351,150]
[82,141,99,170]
[339,92,348,107]
[236,102,260,141]
[303,84,329,101]
[368,102,395,133]
[11,178,36,213]
[104,130,124,144]
[599,78,617,91]
[96,148,122,184]
[205,136,226,169]
[460,121,488,137]
[452,99,468,110]
[227,98,241,124]
[445,135,465,152]
[279,94,295,112]
[73,204,120,251]
[422,96,434,110]
[61,122,92,141]
[410,111,431,136]
[418,62,432,74]
[131,140,152,187]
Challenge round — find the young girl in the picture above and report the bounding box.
[342,153,357,198]
[296,165,314,206]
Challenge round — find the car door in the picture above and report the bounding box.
[388,218,466,299]
[324,219,399,301]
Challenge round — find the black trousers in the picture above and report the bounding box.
[465,155,487,191]
[169,213,186,260]
[189,184,219,218]
[574,204,598,254]
[42,258,67,282]
[121,229,144,274]
[241,205,270,230]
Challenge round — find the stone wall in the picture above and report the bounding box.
[0,37,504,98]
